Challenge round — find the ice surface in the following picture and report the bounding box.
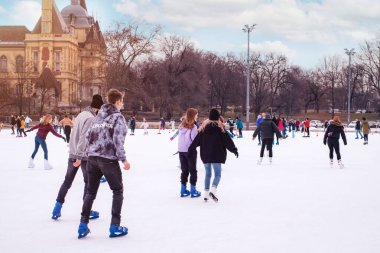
[0,129,379,253]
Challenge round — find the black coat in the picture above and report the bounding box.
[355,120,361,130]
[253,119,282,139]
[323,121,347,145]
[188,123,237,164]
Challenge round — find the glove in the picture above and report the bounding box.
[234,151,239,158]
[344,142,347,146]
[170,137,174,141]
[62,137,66,143]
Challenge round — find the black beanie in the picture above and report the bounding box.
[91,94,104,109]
[209,108,220,121]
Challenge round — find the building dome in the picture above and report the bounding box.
[61,1,91,28]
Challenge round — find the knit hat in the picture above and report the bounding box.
[209,108,220,121]
[91,94,104,109]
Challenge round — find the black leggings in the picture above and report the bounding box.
[364,134,368,142]
[64,125,71,143]
[260,138,273,157]
[328,138,341,160]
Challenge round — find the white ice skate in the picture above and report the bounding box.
[257,157,263,165]
[269,157,273,164]
[44,160,53,170]
[338,160,344,169]
[329,159,333,167]
[204,190,209,202]
[28,158,35,168]
[209,186,218,203]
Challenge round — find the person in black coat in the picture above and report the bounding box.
[189,109,238,202]
[355,119,363,139]
[253,114,282,164]
[10,115,16,135]
[323,116,347,168]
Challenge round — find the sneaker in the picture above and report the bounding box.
[109,225,128,238]
[78,222,90,239]
[52,202,62,220]
[89,210,100,220]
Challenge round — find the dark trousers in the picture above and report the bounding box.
[258,131,262,143]
[328,138,341,160]
[131,126,135,134]
[364,134,368,142]
[56,159,88,204]
[179,151,197,186]
[260,138,273,157]
[238,128,243,137]
[306,127,310,136]
[81,156,123,225]
[229,127,234,136]
[64,125,71,143]
[19,128,27,136]
[31,135,48,160]
[11,125,15,134]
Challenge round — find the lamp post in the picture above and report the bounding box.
[345,48,355,125]
[242,24,256,130]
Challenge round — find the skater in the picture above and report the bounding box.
[323,116,347,169]
[158,118,165,134]
[304,118,311,137]
[19,116,27,137]
[78,89,130,239]
[236,117,244,138]
[253,114,282,165]
[361,117,370,145]
[10,115,16,134]
[169,119,176,133]
[295,120,300,132]
[189,109,238,202]
[25,115,32,129]
[26,114,66,170]
[16,116,21,137]
[256,114,264,145]
[355,119,363,139]
[177,108,200,198]
[129,115,136,135]
[289,119,296,138]
[272,115,280,145]
[60,115,73,143]
[141,118,149,135]
[227,117,235,137]
[281,118,288,138]
[51,94,104,220]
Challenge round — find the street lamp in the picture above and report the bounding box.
[345,48,355,125]
[242,24,256,130]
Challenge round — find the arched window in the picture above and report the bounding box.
[0,55,7,72]
[16,56,24,73]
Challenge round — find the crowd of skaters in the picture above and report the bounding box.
[0,90,376,239]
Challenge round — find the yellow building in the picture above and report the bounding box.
[0,0,106,114]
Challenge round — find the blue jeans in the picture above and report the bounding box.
[355,130,363,138]
[204,163,221,190]
[31,135,48,160]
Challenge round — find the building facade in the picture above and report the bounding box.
[0,0,106,114]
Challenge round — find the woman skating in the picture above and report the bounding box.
[189,109,238,202]
[26,114,66,170]
[323,116,347,169]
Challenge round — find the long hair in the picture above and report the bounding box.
[181,108,198,129]
[42,114,52,125]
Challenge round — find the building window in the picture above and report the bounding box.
[0,55,7,72]
[33,51,39,72]
[55,51,61,72]
[16,56,24,73]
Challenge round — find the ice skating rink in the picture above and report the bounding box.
[0,129,379,253]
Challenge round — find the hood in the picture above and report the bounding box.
[199,119,225,133]
[97,104,120,119]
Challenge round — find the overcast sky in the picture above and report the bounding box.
[0,0,379,68]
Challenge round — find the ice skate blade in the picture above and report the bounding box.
[78,229,90,239]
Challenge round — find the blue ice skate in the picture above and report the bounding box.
[180,184,190,197]
[51,202,62,220]
[190,185,201,198]
[109,225,128,238]
[89,210,100,220]
[78,222,90,239]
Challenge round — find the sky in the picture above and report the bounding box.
[0,0,379,69]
